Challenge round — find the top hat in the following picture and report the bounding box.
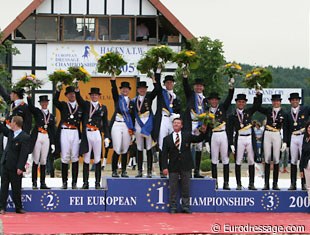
[163,75,175,83]
[65,86,75,95]
[11,87,25,98]
[89,87,101,95]
[235,94,248,102]
[119,81,131,90]
[207,92,221,100]
[288,92,301,100]
[271,94,282,101]
[193,78,205,86]
[38,95,49,102]
[137,81,148,88]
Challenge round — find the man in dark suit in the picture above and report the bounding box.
[162,118,207,214]
[0,116,31,214]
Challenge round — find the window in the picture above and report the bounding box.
[36,17,58,40]
[63,16,82,40]
[15,16,35,40]
[136,18,157,42]
[98,18,109,41]
[111,18,130,41]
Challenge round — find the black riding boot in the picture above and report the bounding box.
[263,163,270,190]
[135,151,143,177]
[211,163,218,189]
[194,151,204,178]
[61,163,68,189]
[147,149,153,178]
[71,162,79,189]
[273,164,280,190]
[95,162,102,189]
[112,152,120,177]
[301,175,307,190]
[288,164,297,190]
[223,164,230,190]
[121,154,128,177]
[40,165,50,189]
[248,165,257,190]
[159,150,166,178]
[235,164,242,190]
[81,163,89,189]
[32,163,38,189]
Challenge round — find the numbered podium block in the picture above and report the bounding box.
[215,190,309,212]
[105,178,217,212]
[6,190,106,212]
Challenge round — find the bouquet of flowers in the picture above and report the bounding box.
[217,62,242,78]
[0,95,7,113]
[244,67,272,89]
[49,70,74,89]
[195,112,216,127]
[137,45,175,77]
[137,54,158,77]
[15,74,44,90]
[97,52,127,76]
[173,50,199,74]
[68,66,91,86]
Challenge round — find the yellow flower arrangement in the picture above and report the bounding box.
[97,51,127,76]
[217,62,243,79]
[196,112,215,126]
[244,67,272,89]
[173,50,199,74]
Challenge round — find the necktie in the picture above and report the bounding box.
[175,133,180,149]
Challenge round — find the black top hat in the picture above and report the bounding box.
[271,94,282,101]
[38,95,49,102]
[288,92,301,100]
[89,87,101,95]
[11,87,25,99]
[193,78,205,86]
[137,81,148,88]
[119,81,131,90]
[163,75,175,83]
[65,86,75,95]
[235,94,248,101]
[207,92,221,100]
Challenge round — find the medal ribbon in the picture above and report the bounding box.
[41,110,51,128]
[272,109,280,125]
[291,107,299,124]
[195,94,204,114]
[136,96,145,114]
[67,102,78,117]
[236,109,244,126]
[89,103,99,120]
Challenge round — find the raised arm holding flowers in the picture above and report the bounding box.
[68,66,91,87]
[173,50,199,77]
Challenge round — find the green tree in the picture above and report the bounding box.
[0,31,19,90]
[174,36,226,108]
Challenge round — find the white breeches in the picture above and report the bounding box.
[211,131,229,165]
[111,122,131,155]
[32,133,50,165]
[158,115,173,150]
[61,129,80,164]
[236,135,255,165]
[290,134,304,165]
[191,121,203,151]
[84,130,102,164]
[135,120,152,151]
[263,131,282,164]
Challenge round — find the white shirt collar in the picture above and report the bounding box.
[292,106,299,113]
[14,129,22,138]
[91,101,99,107]
[237,108,244,113]
[14,99,23,106]
[69,101,77,108]
[42,109,49,115]
[273,107,281,112]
